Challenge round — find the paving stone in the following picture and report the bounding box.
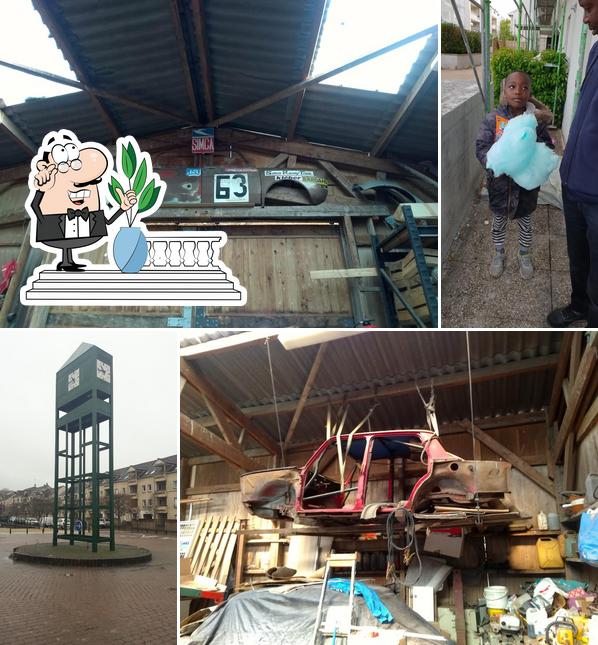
[0,529,177,644]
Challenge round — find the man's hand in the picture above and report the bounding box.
[115,187,138,211]
[35,163,57,191]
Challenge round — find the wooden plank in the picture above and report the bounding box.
[546,422,556,481]
[577,395,598,444]
[218,519,240,585]
[191,515,215,573]
[266,153,289,168]
[207,517,235,580]
[310,268,378,279]
[548,331,574,424]
[181,361,280,456]
[180,414,263,472]
[562,378,570,407]
[453,569,466,645]
[563,434,576,490]
[569,332,583,385]
[471,424,554,495]
[195,516,221,575]
[234,521,247,588]
[190,0,214,121]
[554,346,598,459]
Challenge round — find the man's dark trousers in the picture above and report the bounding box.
[563,186,598,327]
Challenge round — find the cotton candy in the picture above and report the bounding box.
[486,113,560,190]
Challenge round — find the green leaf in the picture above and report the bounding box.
[121,143,134,179]
[137,179,156,212]
[109,175,124,204]
[138,185,161,213]
[127,142,137,175]
[132,159,147,195]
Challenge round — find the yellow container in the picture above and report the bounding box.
[536,537,565,569]
[488,608,505,617]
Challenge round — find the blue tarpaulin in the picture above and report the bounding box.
[328,579,394,624]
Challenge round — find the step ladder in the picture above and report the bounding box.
[311,552,359,644]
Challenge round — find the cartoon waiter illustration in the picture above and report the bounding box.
[26,129,136,271]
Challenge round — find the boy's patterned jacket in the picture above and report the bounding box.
[475,104,555,219]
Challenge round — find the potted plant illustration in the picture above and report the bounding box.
[108,140,163,273]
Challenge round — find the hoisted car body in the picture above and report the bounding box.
[240,429,512,523]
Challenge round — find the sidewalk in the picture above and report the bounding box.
[0,530,176,644]
[441,193,577,327]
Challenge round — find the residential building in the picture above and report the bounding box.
[106,455,177,526]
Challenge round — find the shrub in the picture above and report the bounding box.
[441,22,482,55]
[490,47,568,126]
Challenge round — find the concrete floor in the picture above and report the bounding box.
[0,529,177,644]
[441,193,582,328]
[441,65,483,81]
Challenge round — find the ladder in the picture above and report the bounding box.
[311,552,359,644]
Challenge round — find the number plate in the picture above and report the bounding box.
[213,173,249,203]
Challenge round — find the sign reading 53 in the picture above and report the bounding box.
[214,173,249,202]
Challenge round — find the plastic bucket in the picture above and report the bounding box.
[484,586,508,611]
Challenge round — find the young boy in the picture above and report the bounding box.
[475,71,555,279]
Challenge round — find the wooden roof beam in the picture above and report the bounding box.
[197,355,560,428]
[169,0,200,123]
[0,59,192,124]
[180,413,261,472]
[0,110,36,154]
[286,0,328,138]
[190,0,214,122]
[202,395,238,445]
[370,47,437,156]
[32,0,121,139]
[207,25,436,129]
[181,358,280,455]
[547,331,574,425]
[284,343,329,448]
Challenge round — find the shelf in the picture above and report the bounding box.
[508,530,562,537]
[488,568,566,575]
[565,558,587,565]
[246,538,289,545]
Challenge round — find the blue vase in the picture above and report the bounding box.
[113,227,148,273]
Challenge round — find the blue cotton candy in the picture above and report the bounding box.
[486,113,560,190]
[328,579,394,624]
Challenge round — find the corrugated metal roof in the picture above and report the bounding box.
[0,1,437,169]
[181,331,561,456]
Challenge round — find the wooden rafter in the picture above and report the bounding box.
[169,0,200,122]
[198,355,560,428]
[0,110,36,154]
[32,0,121,138]
[553,342,598,459]
[370,48,437,156]
[467,424,554,495]
[286,0,327,138]
[180,413,261,472]
[190,0,214,121]
[317,160,358,197]
[207,26,436,129]
[202,395,238,445]
[181,358,280,455]
[217,129,402,174]
[284,343,329,448]
[0,59,192,124]
[547,331,574,425]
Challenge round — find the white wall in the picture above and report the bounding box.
[561,0,598,139]
[442,0,472,28]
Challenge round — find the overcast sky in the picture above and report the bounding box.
[0,330,179,491]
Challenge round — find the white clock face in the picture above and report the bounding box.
[96,359,111,383]
[68,368,80,391]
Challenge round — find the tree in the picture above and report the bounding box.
[499,19,512,40]
[114,493,135,524]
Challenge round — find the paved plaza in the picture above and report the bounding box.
[0,529,177,644]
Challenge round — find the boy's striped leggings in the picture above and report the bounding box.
[491,212,532,250]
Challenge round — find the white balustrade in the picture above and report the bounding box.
[143,233,225,270]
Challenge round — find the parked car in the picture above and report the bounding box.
[240,429,512,524]
[99,519,110,528]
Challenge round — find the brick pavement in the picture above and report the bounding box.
[0,529,177,644]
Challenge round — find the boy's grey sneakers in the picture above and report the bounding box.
[489,251,505,277]
[519,252,533,279]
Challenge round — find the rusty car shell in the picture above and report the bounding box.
[240,429,511,523]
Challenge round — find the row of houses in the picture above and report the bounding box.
[0,455,177,524]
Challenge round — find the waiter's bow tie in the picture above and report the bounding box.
[67,207,90,221]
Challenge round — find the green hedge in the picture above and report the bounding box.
[490,48,568,126]
[441,22,482,55]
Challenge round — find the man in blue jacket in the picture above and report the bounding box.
[548,0,598,327]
